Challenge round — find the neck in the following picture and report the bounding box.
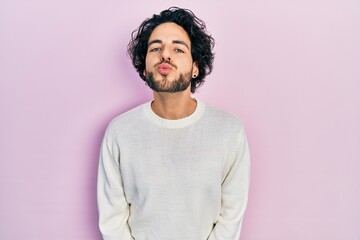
[151,88,197,120]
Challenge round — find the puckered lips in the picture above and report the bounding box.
[157,63,172,75]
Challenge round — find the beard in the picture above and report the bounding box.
[145,71,192,93]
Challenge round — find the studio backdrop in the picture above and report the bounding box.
[0,0,359,239]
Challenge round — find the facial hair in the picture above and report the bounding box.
[145,70,192,93]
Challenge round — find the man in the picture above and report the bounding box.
[97,7,250,240]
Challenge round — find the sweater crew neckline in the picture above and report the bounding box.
[143,99,205,129]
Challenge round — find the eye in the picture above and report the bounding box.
[150,47,161,52]
[175,48,185,53]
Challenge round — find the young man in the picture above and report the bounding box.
[97,7,250,240]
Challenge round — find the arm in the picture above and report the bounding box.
[97,131,134,240]
[208,128,251,240]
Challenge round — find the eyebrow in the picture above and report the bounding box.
[148,39,190,50]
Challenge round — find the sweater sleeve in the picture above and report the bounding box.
[207,127,251,240]
[97,130,134,240]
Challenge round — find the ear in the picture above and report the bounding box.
[192,61,199,78]
[143,70,147,77]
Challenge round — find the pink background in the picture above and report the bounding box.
[1,0,359,239]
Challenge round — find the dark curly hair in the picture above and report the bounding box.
[127,7,215,93]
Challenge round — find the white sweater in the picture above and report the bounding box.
[97,99,250,240]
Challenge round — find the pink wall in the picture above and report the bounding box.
[1,0,359,239]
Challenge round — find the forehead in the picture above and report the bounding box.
[148,22,191,45]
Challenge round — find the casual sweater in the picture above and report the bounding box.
[97,99,250,240]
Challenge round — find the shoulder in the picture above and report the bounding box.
[105,101,149,137]
[200,101,248,148]
[203,102,245,132]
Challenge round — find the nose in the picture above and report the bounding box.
[161,47,171,61]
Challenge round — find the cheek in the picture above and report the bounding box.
[145,57,151,71]
[180,60,195,71]
[145,54,157,68]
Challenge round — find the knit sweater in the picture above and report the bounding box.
[97,99,250,240]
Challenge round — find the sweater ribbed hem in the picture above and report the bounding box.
[143,99,205,129]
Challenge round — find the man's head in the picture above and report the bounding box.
[127,7,215,93]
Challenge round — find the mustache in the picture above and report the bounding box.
[156,60,177,69]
